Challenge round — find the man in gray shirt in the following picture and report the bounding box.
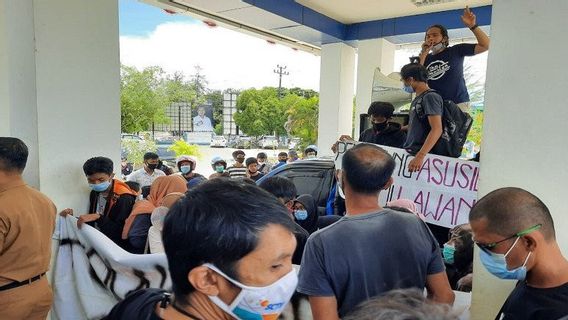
[401,63,443,173]
[297,143,454,319]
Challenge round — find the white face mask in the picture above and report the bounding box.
[204,263,298,320]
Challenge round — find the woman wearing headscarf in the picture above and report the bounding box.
[293,194,319,234]
[122,175,187,253]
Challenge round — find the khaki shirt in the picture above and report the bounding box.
[0,178,56,285]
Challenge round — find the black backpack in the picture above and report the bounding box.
[414,90,473,158]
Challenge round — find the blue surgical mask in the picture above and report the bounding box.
[294,210,308,221]
[89,180,111,192]
[402,84,415,94]
[442,244,455,265]
[479,237,532,280]
[180,165,192,174]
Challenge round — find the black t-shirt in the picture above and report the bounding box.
[496,281,568,320]
[424,43,476,104]
[105,288,166,320]
[358,122,406,148]
[249,172,264,182]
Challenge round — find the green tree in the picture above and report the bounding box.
[287,95,319,148]
[234,87,287,137]
[120,65,169,133]
[161,71,197,105]
[121,139,157,166]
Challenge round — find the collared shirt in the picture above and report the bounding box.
[127,168,165,187]
[0,177,56,285]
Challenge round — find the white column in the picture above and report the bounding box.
[354,39,396,139]
[317,43,356,156]
[0,0,40,187]
[0,0,121,212]
[471,1,568,319]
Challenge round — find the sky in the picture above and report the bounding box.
[119,0,321,91]
[119,0,487,94]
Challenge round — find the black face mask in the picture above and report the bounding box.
[373,122,388,132]
[147,163,158,170]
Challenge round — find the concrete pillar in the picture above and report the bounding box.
[471,1,568,319]
[317,43,356,156]
[0,0,121,212]
[0,0,40,187]
[354,38,396,139]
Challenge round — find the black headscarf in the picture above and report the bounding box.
[294,194,319,234]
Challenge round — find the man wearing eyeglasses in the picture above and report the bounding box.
[469,187,568,320]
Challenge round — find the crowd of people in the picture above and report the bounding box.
[2,7,568,320]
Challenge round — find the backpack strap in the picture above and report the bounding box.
[414,89,437,119]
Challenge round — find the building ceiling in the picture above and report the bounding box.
[296,0,492,24]
[141,0,492,55]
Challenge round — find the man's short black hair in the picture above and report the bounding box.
[278,152,288,158]
[400,63,429,82]
[257,152,267,159]
[342,144,395,194]
[0,137,28,173]
[143,152,159,161]
[232,150,245,159]
[426,24,449,46]
[258,176,297,203]
[469,187,556,241]
[368,102,394,119]
[245,157,258,167]
[163,179,296,299]
[83,157,114,176]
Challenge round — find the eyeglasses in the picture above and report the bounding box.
[474,224,541,253]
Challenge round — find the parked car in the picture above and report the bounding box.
[121,133,143,142]
[155,137,176,166]
[235,136,252,149]
[210,135,227,148]
[257,158,450,246]
[259,135,279,149]
[257,159,336,216]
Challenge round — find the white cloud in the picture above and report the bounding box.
[120,22,321,91]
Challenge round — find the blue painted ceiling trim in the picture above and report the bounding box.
[244,0,492,46]
[242,0,346,40]
[346,5,492,41]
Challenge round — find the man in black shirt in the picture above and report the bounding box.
[469,187,568,320]
[333,102,406,153]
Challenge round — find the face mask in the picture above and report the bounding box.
[180,165,192,174]
[431,42,446,54]
[236,158,245,164]
[215,165,225,173]
[147,163,158,170]
[479,237,532,280]
[373,122,388,132]
[442,244,455,265]
[294,209,308,221]
[205,263,298,320]
[89,180,111,192]
[402,84,415,94]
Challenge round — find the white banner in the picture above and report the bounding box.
[335,142,479,228]
[49,216,170,320]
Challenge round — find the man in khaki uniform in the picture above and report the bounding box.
[0,137,56,319]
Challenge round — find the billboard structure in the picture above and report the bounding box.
[223,91,238,136]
